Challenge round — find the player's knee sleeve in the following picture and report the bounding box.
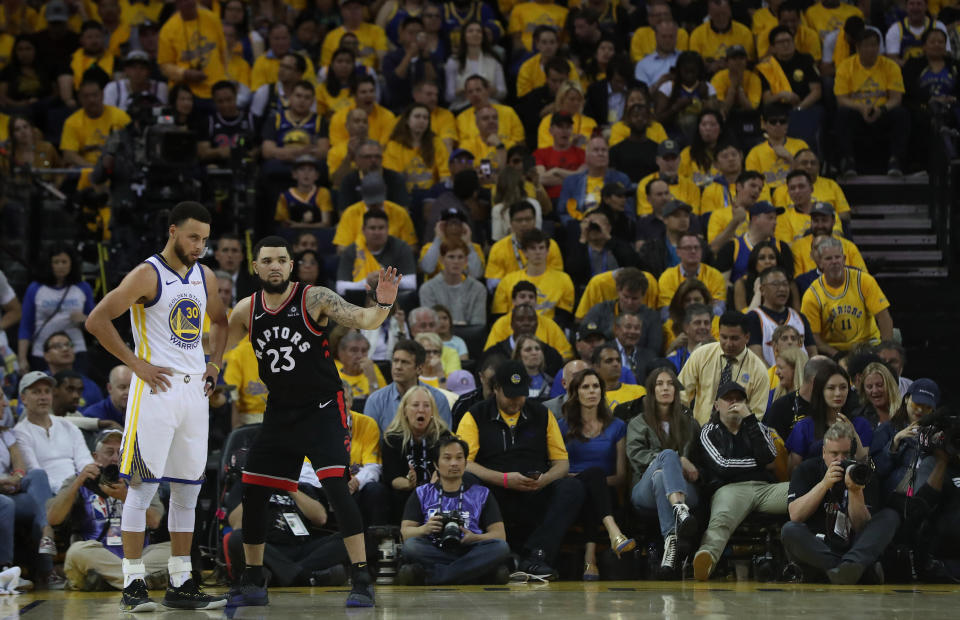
[322,477,363,538]
[168,482,202,533]
[241,483,274,546]
[121,481,160,533]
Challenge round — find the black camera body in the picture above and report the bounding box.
[435,511,465,550]
[840,459,874,486]
[83,464,121,497]
[917,409,960,456]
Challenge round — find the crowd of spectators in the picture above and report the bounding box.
[1,0,959,591]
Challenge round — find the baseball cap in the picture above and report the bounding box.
[293,154,321,169]
[662,199,693,218]
[716,381,747,400]
[602,182,628,198]
[139,19,161,32]
[578,322,605,340]
[446,370,477,396]
[360,172,387,205]
[125,50,152,66]
[906,379,940,408]
[726,45,748,59]
[440,207,468,222]
[448,148,475,163]
[657,139,681,157]
[44,0,69,23]
[810,202,836,218]
[749,201,785,217]
[95,429,123,445]
[551,112,574,127]
[18,371,55,396]
[494,360,531,398]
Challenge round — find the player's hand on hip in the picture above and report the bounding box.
[134,360,174,392]
[373,267,402,305]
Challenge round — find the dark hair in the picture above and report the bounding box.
[786,169,813,186]
[464,74,490,90]
[876,340,906,365]
[532,25,559,46]
[452,168,480,199]
[544,55,572,77]
[401,15,424,29]
[352,73,377,94]
[669,51,707,105]
[642,366,686,450]
[43,331,73,351]
[253,235,293,259]
[511,280,538,300]
[80,19,104,34]
[433,435,470,462]
[762,102,792,120]
[53,369,84,385]
[7,114,34,153]
[362,210,389,226]
[690,109,724,173]
[736,170,764,186]
[590,343,620,367]
[809,365,851,439]
[519,228,547,250]
[921,27,947,45]
[561,369,614,441]
[718,311,747,332]
[292,249,322,285]
[41,243,82,286]
[393,338,426,366]
[508,200,536,220]
[668,279,712,326]
[777,1,803,17]
[859,28,881,45]
[682,302,712,326]
[168,201,211,228]
[615,267,649,295]
[389,103,437,167]
[283,52,307,74]
[9,35,37,71]
[456,20,493,71]
[211,80,237,96]
[292,79,315,95]
[742,240,794,294]
[768,24,792,46]
[645,177,669,196]
[326,48,358,96]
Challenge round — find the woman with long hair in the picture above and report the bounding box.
[511,336,552,401]
[854,362,901,428]
[558,369,634,580]
[384,103,451,194]
[17,243,94,373]
[581,35,617,87]
[317,48,357,117]
[0,35,55,113]
[0,115,60,180]
[664,279,718,349]
[445,20,506,110]
[168,84,197,129]
[628,367,700,577]
[870,379,940,501]
[431,305,468,360]
[221,0,258,62]
[770,347,808,412]
[733,241,799,312]
[785,365,872,470]
[537,80,598,149]
[679,110,723,189]
[654,51,717,140]
[292,249,325,287]
[490,167,542,240]
[381,385,452,518]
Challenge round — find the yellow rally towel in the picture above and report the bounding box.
[756,56,791,95]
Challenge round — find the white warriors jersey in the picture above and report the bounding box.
[751,306,806,367]
[131,255,208,374]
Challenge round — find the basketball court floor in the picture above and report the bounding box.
[4,581,958,619]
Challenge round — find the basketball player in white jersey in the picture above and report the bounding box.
[86,202,230,612]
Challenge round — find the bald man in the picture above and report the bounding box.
[543,360,589,419]
[82,365,133,426]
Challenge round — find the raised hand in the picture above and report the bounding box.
[373,267,402,306]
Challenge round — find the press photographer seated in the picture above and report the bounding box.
[397,436,510,585]
[782,421,899,584]
[45,430,171,591]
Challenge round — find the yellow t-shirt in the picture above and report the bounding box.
[457,409,568,463]
[70,49,116,90]
[772,176,850,214]
[745,137,809,189]
[775,206,844,244]
[225,52,251,88]
[609,120,668,146]
[703,188,774,242]
[383,137,451,191]
[0,5,39,35]
[636,172,702,215]
[60,106,131,164]
[320,23,388,68]
[223,337,267,416]
[537,113,597,149]
[274,187,333,223]
[791,234,868,275]
[801,267,888,351]
[329,103,396,145]
[711,68,763,109]
[756,24,823,61]
[431,107,459,144]
[630,26,690,61]
[689,20,756,61]
[657,263,727,308]
[0,112,8,142]
[418,241,486,279]
[336,359,387,398]
[326,140,352,174]
[516,54,581,98]
[606,383,647,410]
[678,147,720,189]
[250,53,317,91]
[752,7,778,36]
[492,269,575,320]
[350,412,382,466]
[456,103,526,146]
[157,8,227,99]
[574,270,659,319]
[805,3,864,42]
[0,34,13,69]
[834,54,905,108]
[317,84,352,118]
[508,2,569,51]
[485,236,564,280]
[483,312,573,360]
[333,200,418,248]
[120,0,165,27]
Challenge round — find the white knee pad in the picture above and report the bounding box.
[121,481,160,533]
[168,482,202,533]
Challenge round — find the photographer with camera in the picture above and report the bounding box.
[782,421,899,584]
[46,430,170,591]
[398,436,509,585]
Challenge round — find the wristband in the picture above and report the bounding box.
[503,473,509,488]
[376,301,393,310]
[12,469,25,478]
[207,361,221,373]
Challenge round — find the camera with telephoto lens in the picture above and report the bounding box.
[84,464,121,496]
[839,459,874,486]
[917,409,960,456]
[434,511,465,550]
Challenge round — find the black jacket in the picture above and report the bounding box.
[467,396,552,474]
[692,414,778,492]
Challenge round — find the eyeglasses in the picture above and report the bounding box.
[763,280,790,288]
[47,341,74,351]
[424,349,442,355]
[767,118,789,126]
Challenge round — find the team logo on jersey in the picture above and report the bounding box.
[168,296,202,347]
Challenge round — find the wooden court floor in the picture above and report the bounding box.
[3,581,959,619]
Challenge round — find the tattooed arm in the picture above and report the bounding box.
[306,267,402,330]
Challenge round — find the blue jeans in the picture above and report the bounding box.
[401,536,510,585]
[630,449,699,538]
[0,469,51,564]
